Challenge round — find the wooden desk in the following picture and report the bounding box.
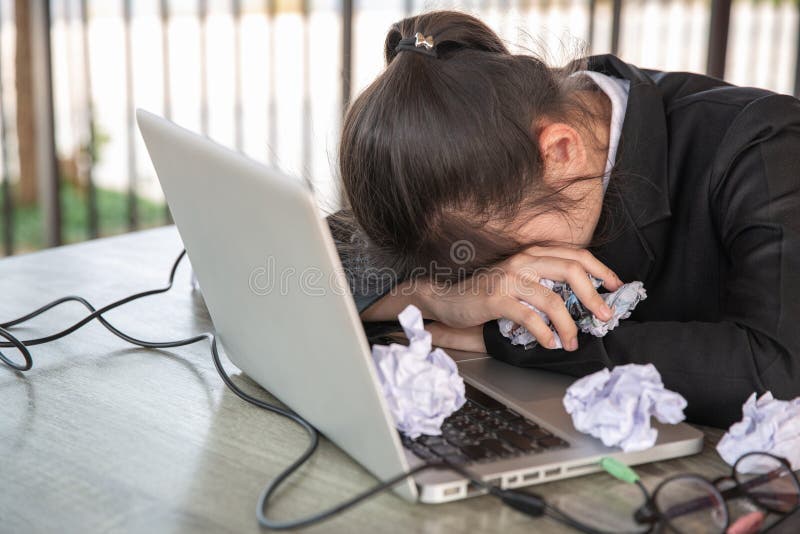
[0,227,738,533]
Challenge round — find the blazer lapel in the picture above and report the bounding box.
[587,55,672,283]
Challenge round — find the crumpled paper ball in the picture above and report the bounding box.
[576,281,647,336]
[716,392,800,471]
[371,305,466,439]
[498,276,647,349]
[563,363,687,452]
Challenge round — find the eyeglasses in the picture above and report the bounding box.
[606,452,800,533]
[454,452,799,534]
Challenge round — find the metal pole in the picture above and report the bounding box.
[199,0,209,136]
[0,1,13,255]
[266,0,277,165]
[62,0,81,188]
[80,0,98,238]
[338,0,354,208]
[706,0,732,79]
[233,0,243,152]
[160,0,172,121]
[123,0,138,230]
[32,0,62,246]
[795,1,800,96]
[610,0,622,56]
[341,0,353,114]
[160,0,173,223]
[302,0,313,191]
[587,0,596,54]
[765,0,782,90]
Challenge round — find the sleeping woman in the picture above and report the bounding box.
[328,10,800,427]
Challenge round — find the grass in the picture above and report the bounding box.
[0,182,167,254]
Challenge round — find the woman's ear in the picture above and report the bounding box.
[536,121,587,185]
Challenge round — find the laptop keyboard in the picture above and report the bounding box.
[402,383,570,465]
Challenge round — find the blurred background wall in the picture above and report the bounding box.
[0,0,797,256]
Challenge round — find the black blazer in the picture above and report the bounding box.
[331,55,800,428]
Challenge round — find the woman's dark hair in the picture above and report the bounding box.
[338,10,609,282]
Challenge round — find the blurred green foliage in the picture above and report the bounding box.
[0,183,166,254]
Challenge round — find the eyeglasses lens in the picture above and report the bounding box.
[735,454,800,514]
[654,476,727,533]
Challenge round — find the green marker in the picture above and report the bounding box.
[600,457,640,484]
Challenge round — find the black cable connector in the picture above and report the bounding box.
[491,488,547,517]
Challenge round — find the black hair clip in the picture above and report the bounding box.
[395,32,437,58]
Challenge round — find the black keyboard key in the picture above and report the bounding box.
[445,434,474,448]
[537,436,569,449]
[464,423,485,435]
[479,439,514,457]
[526,429,551,440]
[469,409,491,421]
[465,431,487,442]
[462,402,480,415]
[442,453,469,465]
[464,383,506,411]
[496,429,537,451]
[514,421,540,433]
[419,435,447,446]
[520,425,552,441]
[450,417,472,431]
[410,443,438,460]
[498,409,523,422]
[430,443,460,456]
[460,444,492,461]
[443,427,464,441]
[486,416,508,428]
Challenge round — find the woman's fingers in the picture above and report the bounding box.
[521,255,614,323]
[521,289,579,350]
[524,246,623,290]
[491,296,576,350]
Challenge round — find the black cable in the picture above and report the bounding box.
[0,250,190,350]
[0,324,31,370]
[0,249,612,532]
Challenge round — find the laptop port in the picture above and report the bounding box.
[566,462,597,473]
[506,475,518,484]
[443,486,461,497]
[544,467,561,478]
[522,471,540,481]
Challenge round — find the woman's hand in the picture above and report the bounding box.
[414,246,623,352]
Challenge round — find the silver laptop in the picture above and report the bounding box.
[136,109,703,504]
